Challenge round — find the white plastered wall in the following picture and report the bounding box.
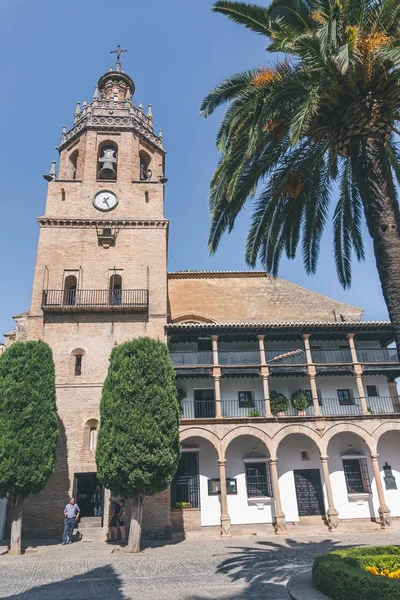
[377,431,400,517]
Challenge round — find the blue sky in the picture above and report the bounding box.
[0,0,388,338]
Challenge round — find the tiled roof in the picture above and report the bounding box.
[168,271,268,277]
[167,321,392,330]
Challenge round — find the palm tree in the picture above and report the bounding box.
[201,0,400,348]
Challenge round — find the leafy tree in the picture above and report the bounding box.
[96,338,181,553]
[0,341,58,555]
[201,0,400,349]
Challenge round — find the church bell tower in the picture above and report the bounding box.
[24,52,170,537]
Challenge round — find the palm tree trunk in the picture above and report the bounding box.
[126,496,143,553]
[350,136,400,355]
[9,497,24,555]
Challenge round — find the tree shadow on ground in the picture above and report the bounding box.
[1,565,126,600]
[187,537,355,599]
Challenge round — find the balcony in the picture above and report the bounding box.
[170,347,399,369]
[41,289,148,312]
[180,396,400,420]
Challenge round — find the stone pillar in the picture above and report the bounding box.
[214,374,222,418]
[212,335,219,367]
[258,334,272,417]
[320,455,339,530]
[269,458,286,533]
[388,378,399,406]
[212,336,222,418]
[347,334,368,415]
[303,334,321,417]
[370,454,392,528]
[103,487,111,539]
[218,459,231,536]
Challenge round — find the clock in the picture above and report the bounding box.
[93,190,118,212]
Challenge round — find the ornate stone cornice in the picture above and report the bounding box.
[38,218,168,229]
[58,99,163,152]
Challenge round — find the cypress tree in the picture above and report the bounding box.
[96,337,181,552]
[0,341,58,554]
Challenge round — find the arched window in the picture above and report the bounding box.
[84,419,99,452]
[139,150,152,181]
[69,149,79,180]
[89,427,97,451]
[71,348,85,377]
[64,275,77,306]
[97,141,118,180]
[110,274,122,306]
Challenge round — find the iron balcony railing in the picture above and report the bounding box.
[170,348,399,367]
[311,349,353,363]
[356,348,399,363]
[170,351,213,367]
[219,350,261,365]
[179,396,400,419]
[42,289,148,311]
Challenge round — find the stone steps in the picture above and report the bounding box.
[79,517,102,529]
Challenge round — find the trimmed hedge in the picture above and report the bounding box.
[313,546,400,600]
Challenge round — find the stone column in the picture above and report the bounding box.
[303,334,321,417]
[214,374,222,418]
[347,334,368,415]
[258,335,272,417]
[370,454,392,528]
[269,458,286,533]
[212,336,222,418]
[320,455,339,530]
[218,459,231,536]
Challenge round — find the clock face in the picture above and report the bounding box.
[93,190,118,212]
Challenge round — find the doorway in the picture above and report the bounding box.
[294,469,325,516]
[73,472,103,519]
[194,389,215,418]
[171,451,200,509]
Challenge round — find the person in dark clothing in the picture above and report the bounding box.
[108,498,120,541]
[91,484,102,517]
[118,499,126,543]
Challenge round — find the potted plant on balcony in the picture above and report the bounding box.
[270,391,289,417]
[291,390,309,416]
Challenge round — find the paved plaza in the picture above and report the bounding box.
[0,532,399,599]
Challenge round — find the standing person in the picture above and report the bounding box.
[62,498,80,545]
[107,498,120,542]
[91,484,102,517]
[118,499,126,543]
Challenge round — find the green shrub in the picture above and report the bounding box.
[175,502,191,509]
[313,546,400,600]
[291,390,309,411]
[248,409,260,417]
[270,391,289,415]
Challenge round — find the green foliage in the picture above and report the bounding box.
[291,390,309,411]
[313,546,400,600]
[270,391,289,415]
[96,338,181,499]
[0,341,58,501]
[202,0,400,289]
[175,502,191,509]
[248,409,260,417]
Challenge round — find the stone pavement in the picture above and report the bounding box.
[0,532,399,600]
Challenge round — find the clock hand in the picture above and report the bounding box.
[104,199,110,207]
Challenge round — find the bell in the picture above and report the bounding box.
[99,161,116,179]
[99,147,117,180]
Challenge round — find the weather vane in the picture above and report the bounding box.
[110,45,127,63]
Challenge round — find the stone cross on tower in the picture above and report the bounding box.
[110,45,127,70]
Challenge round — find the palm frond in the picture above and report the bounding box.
[200,69,257,117]
[212,1,268,35]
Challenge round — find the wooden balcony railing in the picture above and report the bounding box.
[42,289,149,312]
